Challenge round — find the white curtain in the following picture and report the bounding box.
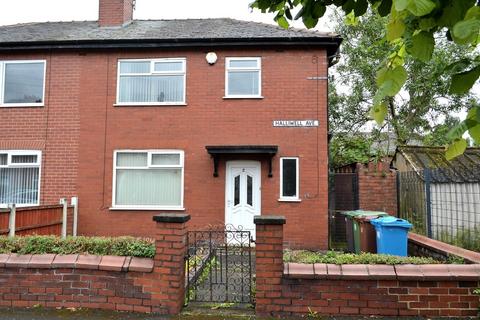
[0,167,39,205]
[119,75,184,103]
[116,169,181,206]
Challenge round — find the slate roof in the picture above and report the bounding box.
[395,146,480,183]
[0,18,341,52]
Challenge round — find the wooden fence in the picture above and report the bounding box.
[0,197,78,237]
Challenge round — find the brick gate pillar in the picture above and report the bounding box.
[254,215,286,316]
[151,213,190,314]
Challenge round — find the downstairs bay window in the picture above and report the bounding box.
[0,151,41,207]
[112,150,184,210]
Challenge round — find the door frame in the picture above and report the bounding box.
[224,160,262,230]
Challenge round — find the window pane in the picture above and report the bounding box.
[116,153,147,167]
[0,167,39,204]
[247,175,253,206]
[119,75,184,103]
[234,175,240,206]
[229,60,258,68]
[120,61,150,74]
[4,62,44,104]
[115,168,182,206]
[282,159,297,197]
[0,155,6,166]
[11,155,37,164]
[154,61,184,72]
[228,71,259,95]
[152,154,180,166]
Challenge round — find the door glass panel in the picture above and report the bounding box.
[234,175,240,206]
[247,175,253,206]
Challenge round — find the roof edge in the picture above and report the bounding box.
[0,37,342,65]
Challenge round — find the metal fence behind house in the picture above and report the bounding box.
[398,166,480,252]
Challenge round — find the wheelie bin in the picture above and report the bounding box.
[370,216,412,256]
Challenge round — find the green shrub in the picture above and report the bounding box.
[283,250,442,265]
[0,235,155,258]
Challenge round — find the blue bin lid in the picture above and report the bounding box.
[370,216,412,229]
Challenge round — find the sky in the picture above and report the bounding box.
[0,0,331,31]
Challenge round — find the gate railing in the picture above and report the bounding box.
[185,228,254,304]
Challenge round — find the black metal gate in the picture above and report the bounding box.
[185,227,254,304]
[328,172,359,250]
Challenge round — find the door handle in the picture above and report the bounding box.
[227,200,233,207]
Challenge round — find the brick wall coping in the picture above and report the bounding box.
[0,253,153,272]
[153,213,191,223]
[409,233,480,264]
[254,215,286,225]
[284,262,480,281]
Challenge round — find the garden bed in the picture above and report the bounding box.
[283,249,465,265]
[0,235,155,258]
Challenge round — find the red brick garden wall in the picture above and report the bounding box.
[357,160,397,216]
[0,214,189,315]
[255,216,480,318]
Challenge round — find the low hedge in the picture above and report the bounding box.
[284,250,442,265]
[0,235,155,258]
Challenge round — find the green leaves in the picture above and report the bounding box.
[449,65,480,94]
[445,107,480,160]
[446,139,467,161]
[406,0,436,16]
[466,107,480,144]
[376,65,408,96]
[393,0,436,16]
[275,15,289,29]
[408,31,435,62]
[451,6,480,44]
[387,16,405,41]
[370,102,388,125]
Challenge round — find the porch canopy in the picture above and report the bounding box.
[205,145,278,177]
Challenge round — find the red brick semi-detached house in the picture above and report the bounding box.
[0,0,341,249]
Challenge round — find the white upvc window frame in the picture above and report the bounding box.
[0,150,42,208]
[0,60,46,107]
[224,57,262,99]
[111,149,185,210]
[116,58,187,106]
[279,157,300,202]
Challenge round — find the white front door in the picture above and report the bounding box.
[225,161,261,239]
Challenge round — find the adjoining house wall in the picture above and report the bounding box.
[0,52,81,205]
[357,160,397,216]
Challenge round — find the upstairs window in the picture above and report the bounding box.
[0,61,46,107]
[117,58,186,105]
[225,57,261,98]
[280,157,299,201]
[113,150,184,209]
[0,151,41,207]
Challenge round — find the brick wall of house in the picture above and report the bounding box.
[0,47,329,249]
[75,48,329,249]
[357,160,397,216]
